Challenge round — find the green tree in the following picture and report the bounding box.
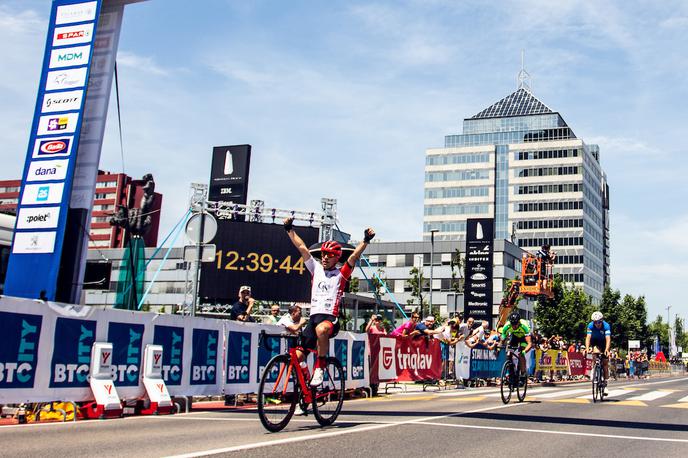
[599,286,623,348]
[406,266,428,316]
[347,276,359,294]
[450,247,464,293]
[534,275,594,342]
[675,316,688,351]
[647,315,669,351]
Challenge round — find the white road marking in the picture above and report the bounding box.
[163,398,526,457]
[528,388,591,399]
[578,389,629,400]
[627,391,673,401]
[679,395,688,403]
[416,421,688,443]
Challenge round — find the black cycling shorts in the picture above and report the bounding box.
[590,339,607,354]
[302,314,339,351]
[509,335,527,348]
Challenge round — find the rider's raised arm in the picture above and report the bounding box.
[346,228,375,268]
[284,217,312,261]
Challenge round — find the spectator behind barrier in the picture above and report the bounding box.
[414,316,443,338]
[277,304,307,335]
[230,285,256,321]
[366,314,388,335]
[391,312,420,337]
[457,317,475,342]
[265,304,281,324]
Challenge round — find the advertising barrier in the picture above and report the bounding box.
[0,296,369,404]
[535,349,569,372]
[468,344,506,379]
[368,334,442,384]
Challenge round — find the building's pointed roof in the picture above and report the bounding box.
[470,88,554,119]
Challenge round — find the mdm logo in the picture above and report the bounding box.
[33,137,73,158]
[49,318,96,388]
[191,329,218,385]
[334,339,348,381]
[226,331,251,384]
[107,322,144,387]
[351,340,365,380]
[49,45,91,69]
[153,325,184,385]
[257,334,280,383]
[0,312,42,388]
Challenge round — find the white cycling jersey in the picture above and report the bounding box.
[305,257,352,317]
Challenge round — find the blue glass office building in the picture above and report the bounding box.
[424,87,610,302]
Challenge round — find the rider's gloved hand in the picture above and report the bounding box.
[283,217,294,232]
[364,228,375,243]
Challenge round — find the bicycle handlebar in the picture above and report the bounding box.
[258,330,300,351]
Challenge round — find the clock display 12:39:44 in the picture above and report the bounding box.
[215,250,306,275]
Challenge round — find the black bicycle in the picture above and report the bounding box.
[590,352,607,403]
[500,346,528,404]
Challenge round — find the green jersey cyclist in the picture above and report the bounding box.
[500,312,533,376]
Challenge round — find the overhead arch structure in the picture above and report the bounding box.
[5,0,149,303]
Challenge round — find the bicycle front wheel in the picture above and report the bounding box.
[591,364,599,403]
[311,357,345,427]
[257,354,298,432]
[500,361,513,404]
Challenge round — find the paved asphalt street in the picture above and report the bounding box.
[1,376,687,457]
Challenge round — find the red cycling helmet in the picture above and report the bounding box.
[320,240,342,259]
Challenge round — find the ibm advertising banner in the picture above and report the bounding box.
[5,0,103,301]
[463,218,494,321]
[209,144,251,208]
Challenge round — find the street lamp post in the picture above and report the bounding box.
[429,229,439,317]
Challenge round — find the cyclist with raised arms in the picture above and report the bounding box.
[284,217,375,386]
[500,312,533,377]
[585,311,611,396]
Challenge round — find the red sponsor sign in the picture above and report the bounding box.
[567,352,586,376]
[57,30,86,40]
[369,334,442,384]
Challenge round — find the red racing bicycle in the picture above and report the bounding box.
[257,331,345,432]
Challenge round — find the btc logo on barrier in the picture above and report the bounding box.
[153,325,184,385]
[0,312,42,388]
[191,329,218,385]
[107,322,143,386]
[334,339,348,381]
[50,318,96,388]
[351,340,365,380]
[226,331,251,384]
[257,334,281,383]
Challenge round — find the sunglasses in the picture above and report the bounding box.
[321,252,339,259]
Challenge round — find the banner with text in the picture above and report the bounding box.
[368,334,442,384]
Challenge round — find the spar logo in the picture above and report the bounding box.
[382,347,393,369]
[0,312,42,388]
[50,318,96,388]
[226,331,251,384]
[191,329,218,385]
[107,322,143,386]
[53,23,94,47]
[153,325,184,385]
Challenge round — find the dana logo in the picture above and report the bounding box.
[33,137,72,158]
[49,45,91,69]
[55,1,98,25]
[191,329,218,385]
[16,207,60,230]
[27,159,69,182]
[0,312,42,388]
[45,67,87,90]
[50,318,96,388]
[226,331,251,384]
[382,347,394,370]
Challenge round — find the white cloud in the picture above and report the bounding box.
[116,51,170,76]
[587,136,665,158]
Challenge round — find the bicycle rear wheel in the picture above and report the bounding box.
[257,354,298,432]
[517,368,528,402]
[311,357,345,427]
[500,361,513,404]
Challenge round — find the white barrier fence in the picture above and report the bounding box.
[0,296,369,404]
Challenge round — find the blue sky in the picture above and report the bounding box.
[1,0,687,322]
